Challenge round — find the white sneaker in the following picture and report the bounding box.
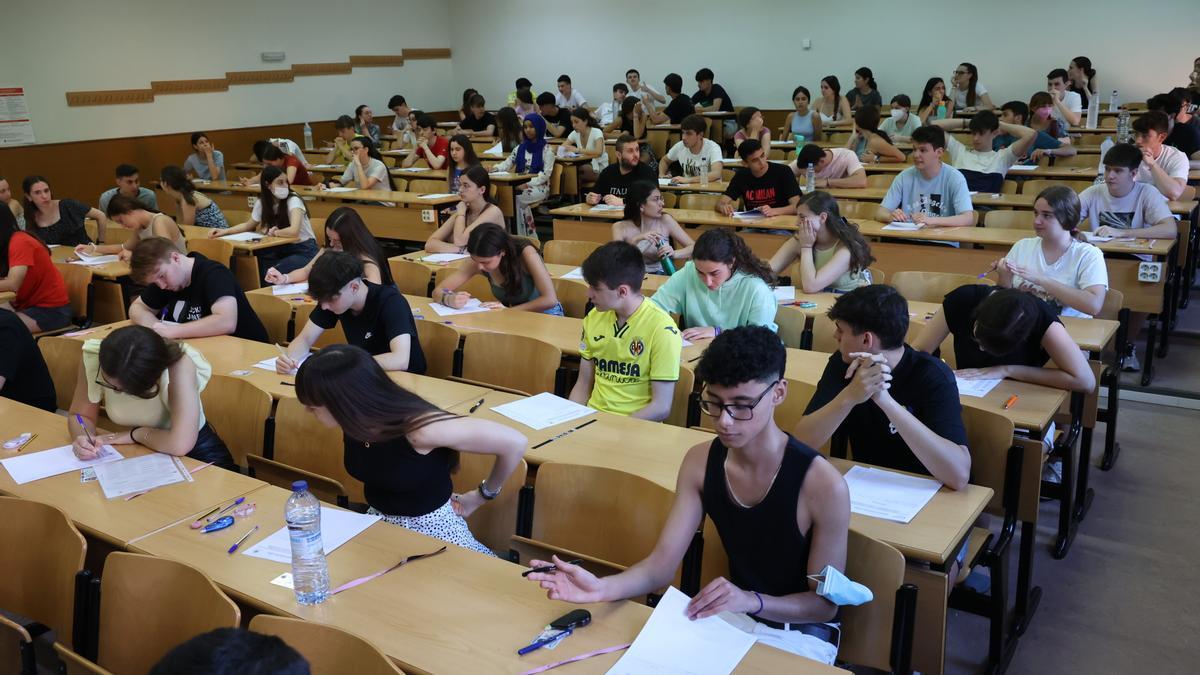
[1121,345,1140,372]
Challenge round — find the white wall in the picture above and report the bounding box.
[0,0,456,144]
[448,0,1199,114]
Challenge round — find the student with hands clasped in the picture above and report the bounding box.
[432,223,563,315]
[424,166,504,254]
[769,191,874,293]
[535,326,850,664]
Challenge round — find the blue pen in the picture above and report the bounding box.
[517,628,573,656]
[74,414,95,446]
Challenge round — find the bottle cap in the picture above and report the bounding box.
[292,480,308,492]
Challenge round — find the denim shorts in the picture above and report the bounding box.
[20,304,72,331]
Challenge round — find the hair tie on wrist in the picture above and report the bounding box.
[750,591,764,616]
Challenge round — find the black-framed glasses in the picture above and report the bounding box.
[699,380,779,421]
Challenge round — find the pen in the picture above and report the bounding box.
[521,559,583,577]
[190,504,223,528]
[531,419,597,450]
[518,628,574,656]
[75,414,95,446]
[280,381,295,386]
[227,525,260,554]
[1003,395,1019,410]
[274,343,288,359]
[468,398,485,413]
[208,497,246,523]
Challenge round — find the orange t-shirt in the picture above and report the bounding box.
[8,232,68,310]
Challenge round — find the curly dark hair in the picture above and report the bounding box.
[696,325,786,386]
[827,285,909,350]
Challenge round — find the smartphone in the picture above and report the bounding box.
[550,609,591,631]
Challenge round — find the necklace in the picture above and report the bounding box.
[724,451,784,509]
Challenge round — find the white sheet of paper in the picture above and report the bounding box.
[1,444,123,485]
[418,193,459,199]
[589,204,624,212]
[657,178,672,186]
[48,244,61,249]
[428,299,490,316]
[955,377,1003,397]
[253,353,310,372]
[773,286,797,302]
[560,267,585,280]
[394,167,427,173]
[490,171,514,177]
[606,586,756,675]
[219,232,266,242]
[883,222,922,231]
[681,338,693,347]
[322,186,357,193]
[421,253,469,263]
[310,164,339,168]
[491,392,595,430]
[732,210,764,219]
[485,142,503,156]
[1007,164,1038,171]
[770,140,792,147]
[271,282,309,296]
[843,465,941,523]
[243,506,381,563]
[1083,232,1115,243]
[70,253,120,266]
[93,454,190,499]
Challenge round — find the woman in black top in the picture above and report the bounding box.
[295,345,526,555]
[22,175,108,247]
[912,285,1095,393]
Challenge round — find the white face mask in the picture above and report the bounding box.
[890,108,906,120]
[271,186,289,200]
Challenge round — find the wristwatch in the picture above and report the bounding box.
[477,480,501,500]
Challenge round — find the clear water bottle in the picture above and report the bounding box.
[303,122,314,151]
[805,163,815,194]
[285,480,329,605]
[1116,111,1130,143]
[1086,92,1099,129]
[1097,136,1115,183]
[699,158,709,186]
[1109,89,1119,112]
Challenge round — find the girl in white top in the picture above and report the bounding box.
[425,166,505,254]
[491,114,556,238]
[817,76,854,128]
[611,182,694,273]
[216,165,318,281]
[880,94,922,140]
[562,108,609,183]
[990,186,1107,318]
[769,191,873,293]
[950,63,995,111]
[77,194,186,261]
[67,325,236,470]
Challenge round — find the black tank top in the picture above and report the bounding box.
[343,435,454,517]
[701,434,818,597]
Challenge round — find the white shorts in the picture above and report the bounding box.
[718,611,839,665]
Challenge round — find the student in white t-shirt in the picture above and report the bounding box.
[950,63,994,111]
[1079,143,1178,240]
[791,144,867,188]
[991,185,1107,318]
[930,111,1037,191]
[596,83,629,126]
[555,74,587,110]
[1046,69,1082,128]
[1131,111,1190,200]
[562,108,609,183]
[660,114,723,184]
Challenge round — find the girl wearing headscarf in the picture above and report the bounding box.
[490,113,556,238]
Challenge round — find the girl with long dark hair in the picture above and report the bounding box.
[432,223,562,315]
[265,206,392,286]
[216,165,318,281]
[159,165,228,229]
[0,203,71,332]
[611,181,693,273]
[769,191,874,293]
[425,166,504,254]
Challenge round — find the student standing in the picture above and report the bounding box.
[791,144,868,189]
[217,166,319,281]
[781,86,822,142]
[456,94,496,138]
[0,309,57,411]
[183,132,226,181]
[949,63,994,111]
[68,325,236,471]
[874,126,976,227]
[445,134,481,194]
[917,77,954,125]
[490,114,555,237]
[568,241,681,421]
[402,114,450,170]
[533,326,850,665]
[425,166,504,254]
[562,108,608,183]
[880,95,921,140]
[651,228,778,338]
[817,76,853,128]
[846,67,882,112]
[22,175,107,247]
[718,139,800,216]
[295,344,526,555]
[159,166,228,229]
[128,237,269,341]
[585,135,657,205]
[354,104,380,144]
[612,181,694,273]
[433,223,562,315]
[279,252,424,374]
[98,164,158,213]
[81,195,187,260]
[660,114,723,184]
[769,191,874,293]
[267,206,393,286]
[0,205,71,333]
[1130,111,1190,200]
[648,73,695,125]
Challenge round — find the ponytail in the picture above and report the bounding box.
[799,191,876,273]
[693,229,775,285]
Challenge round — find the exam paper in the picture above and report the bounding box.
[589,204,624,212]
[253,353,310,372]
[492,392,595,430]
[93,454,190,499]
[732,210,765,219]
[606,586,756,675]
[882,222,922,231]
[955,377,1002,398]
[218,232,266,242]
[1,444,123,485]
[243,507,381,563]
[271,282,309,296]
[1007,164,1038,171]
[420,253,469,263]
[773,286,797,302]
[657,178,672,186]
[322,186,357,193]
[843,465,941,523]
[559,267,585,280]
[70,253,120,266]
[428,299,490,316]
[418,193,459,199]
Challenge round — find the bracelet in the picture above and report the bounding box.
[750,591,764,616]
[282,273,289,284]
[130,427,141,445]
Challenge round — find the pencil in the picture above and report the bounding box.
[531,418,597,450]
[1002,395,1019,410]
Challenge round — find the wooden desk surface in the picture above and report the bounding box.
[487,171,538,184]
[132,483,830,674]
[378,149,414,157]
[827,187,1196,217]
[549,203,799,230]
[851,218,1176,257]
[50,245,130,280]
[387,252,669,295]
[390,167,448,179]
[658,180,730,193]
[0,399,264,547]
[194,181,460,207]
[179,225,299,251]
[406,294,584,357]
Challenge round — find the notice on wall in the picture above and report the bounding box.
[0,87,36,146]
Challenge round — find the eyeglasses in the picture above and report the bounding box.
[699,380,778,421]
[95,373,158,398]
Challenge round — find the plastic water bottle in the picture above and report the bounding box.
[1116,111,1131,143]
[303,122,314,151]
[805,163,815,194]
[285,480,329,605]
[699,158,709,187]
[1108,89,1119,112]
[1086,92,1099,129]
[793,134,806,160]
[1097,136,1115,183]
[936,102,947,120]
[661,255,676,275]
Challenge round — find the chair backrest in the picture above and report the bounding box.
[432,266,496,302]
[549,163,564,195]
[810,313,839,353]
[54,643,113,675]
[415,319,460,379]
[839,200,882,220]
[661,191,679,208]
[390,258,434,296]
[1097,287,1123,321]
[839,530,909,672]
[1000,179,1019,194]
[460,332,560,396]
[1053,154,1100,168]
[450,455,528,556]
[1099,116,1118,129]
[552,278,590,319]
[677,193,721,211]
[37,336,83,411]
[244,292,294,344]
[775,305,806,349]
[866,266,885,285]
[294,302,347,349]
[775,378,816,439]
[961,406,1016,516]
[248,615,405,675]
[52,262,92,323]
[246,455,348,505]
[96,552,239,674]
[983,209,1034,229]
[310,217,326,246]
[221,209,252,225]
[1021,179,1093,195]
[543,239,601,266]
[665,363,696,428]
[273,396,363,503]
[0,614,32,675]
[865,174,894,189]
[200,375,272,468]
[185,238,235,268]
[890,270,992,305]
[0,497,86,647]
[552,218,610,243]
[407,179,445,194]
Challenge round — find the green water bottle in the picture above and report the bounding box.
[661,254,676,275]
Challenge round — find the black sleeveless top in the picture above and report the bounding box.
[701,434,819,598]
[343,435,454,517]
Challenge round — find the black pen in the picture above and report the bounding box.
[531,419,597,449]
[468,397,485,413]
[521,558,583,577]
[280,381,295,386]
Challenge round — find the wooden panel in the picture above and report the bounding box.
[291,62,353,76]
[349,55,405,67]
[65,89,154,107]
[225,70,294,85]
[150,79,229,95]
[402,48,452,59]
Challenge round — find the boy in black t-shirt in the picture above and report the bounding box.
[717,139,800,217]
[129,237,269,342]
[456,94,496,137]
[278,251,425,374]
[585,135,657,206]
[794,285,971,490]
[0,310,57,412]
[537,92,573,139]
[649,73,696,125]
[691,67,734,113]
